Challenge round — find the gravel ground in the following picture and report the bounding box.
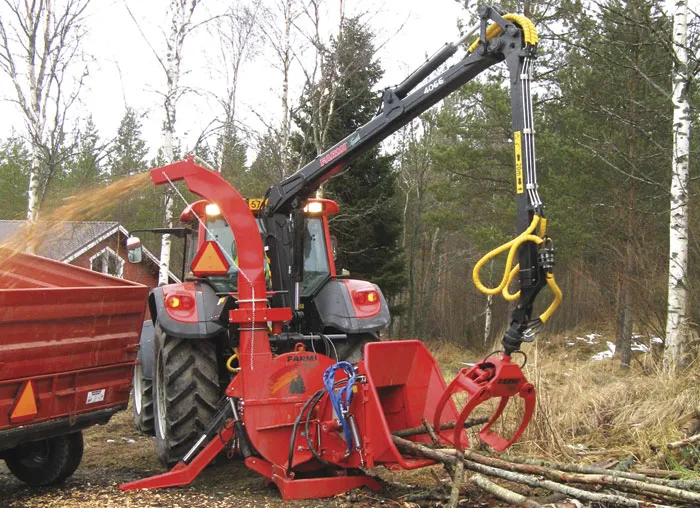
[0,408,496,507]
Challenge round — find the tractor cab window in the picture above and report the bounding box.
[206,218,237,265]
[301,218,330,296]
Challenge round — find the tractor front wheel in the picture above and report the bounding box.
[152,326,219,467]
[132,354,155,435]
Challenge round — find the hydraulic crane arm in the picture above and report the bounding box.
[264,6,561,353]
[265,7,537,216]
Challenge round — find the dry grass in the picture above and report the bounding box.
[427,335,700,470]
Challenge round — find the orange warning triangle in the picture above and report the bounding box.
[191,241,230,276]
[10,381,38,423]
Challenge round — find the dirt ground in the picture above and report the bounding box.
[0,408,497,508]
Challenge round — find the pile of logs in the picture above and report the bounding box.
[391,421,700,507]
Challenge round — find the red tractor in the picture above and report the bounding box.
[131,194,388,465]
[124,6,561,499]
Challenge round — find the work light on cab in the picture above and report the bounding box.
[205,203,221,217]
[303,198,340,216]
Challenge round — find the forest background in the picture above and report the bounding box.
[1,0,698,372]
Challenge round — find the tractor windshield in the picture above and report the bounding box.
[191,216,330,295]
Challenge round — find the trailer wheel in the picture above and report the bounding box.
[153,326,219,467]
[4,432,83,486]
[132,358,155,435]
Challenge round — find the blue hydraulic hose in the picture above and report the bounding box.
[322,362,356,453]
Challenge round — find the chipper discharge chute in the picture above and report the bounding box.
[121,5,562,500]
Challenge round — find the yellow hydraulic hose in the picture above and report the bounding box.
[468,13,539,53]
[474,214,563,325]
[540,273,563,323]
[226,348,240,373]
[472,214,541,296]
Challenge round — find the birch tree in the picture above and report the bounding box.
[214,0,263,177]
[262,0,301,178]
[126,0,203,285]
[664,0,691,374]
[0,0,91,221]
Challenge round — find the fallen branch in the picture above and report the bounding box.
[457,449,700,503]
[498,454,700,491]
[392,418,487,438]
[448,452,464,508]
[470,474,541,508]
[632,467,683,479]
[393,436,674,508]
[667,433,700,449]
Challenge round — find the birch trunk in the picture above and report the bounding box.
[26,151,41,222]
[664,0,691,374]
[484,295,493,344]
[280,0,292,178]
[157,0,199,286]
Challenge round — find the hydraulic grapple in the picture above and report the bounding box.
[121,6,561,500]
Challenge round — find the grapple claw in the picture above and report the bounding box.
[433,352,535,453]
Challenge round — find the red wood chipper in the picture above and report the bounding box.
[121,6,562,500]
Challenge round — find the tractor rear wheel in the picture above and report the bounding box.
[4,432,83,486]
[153,326,219,467]
[132,358,154,435]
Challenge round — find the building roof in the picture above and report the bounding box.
[0,220,179,282]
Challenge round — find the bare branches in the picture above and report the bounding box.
[0,0,91,221]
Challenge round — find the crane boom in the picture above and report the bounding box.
[263,6,559,355]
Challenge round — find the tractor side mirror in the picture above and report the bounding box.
[127,236,143,264]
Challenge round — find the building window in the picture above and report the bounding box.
[89,247,125,278]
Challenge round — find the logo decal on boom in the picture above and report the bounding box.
[423,76,444,94]
[320,142,348,166]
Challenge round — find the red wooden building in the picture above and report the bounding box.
[0,221,178,288]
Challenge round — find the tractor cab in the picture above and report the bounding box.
[178,198,340,296]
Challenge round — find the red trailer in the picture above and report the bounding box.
[0,250,148,485]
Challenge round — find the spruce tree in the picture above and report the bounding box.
[109,107,148,179]
[0,137,30,219]
[292,16,405,298]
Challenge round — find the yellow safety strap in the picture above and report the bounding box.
[468,13,539,53]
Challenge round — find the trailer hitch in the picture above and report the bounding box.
[433,352,534,453]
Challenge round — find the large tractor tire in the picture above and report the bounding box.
[4,432,83,486]
[153,325,219,467]
[132,356,154,435]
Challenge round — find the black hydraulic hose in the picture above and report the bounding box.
[286,378,351,474]
[287,388,324,474]
[305,390,332,466]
